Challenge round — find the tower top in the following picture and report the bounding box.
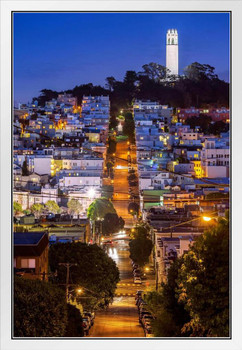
[166,29,178,45]
[167,29,178,34]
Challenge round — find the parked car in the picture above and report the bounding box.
[134,277,142,284]
[141,315,155,326]
[83,311,95,326]
[135,290,143,300]
[136,298,145,307]
[82,318,90,335]
[145,327,154,337]
[139,311,152,322]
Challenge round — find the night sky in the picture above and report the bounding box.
[14,12,230,104]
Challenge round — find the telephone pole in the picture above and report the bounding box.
[58,263,77,302]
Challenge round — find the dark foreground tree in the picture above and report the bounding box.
[177,214,229,336]
[64,304,84,337]
[49,242,119,304]
[14,277,68,337]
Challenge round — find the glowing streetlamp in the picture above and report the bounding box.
[76,288,83,294]
[88,187,96,199]
[203,216,212,222]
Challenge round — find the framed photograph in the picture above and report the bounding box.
[1,1,241,350]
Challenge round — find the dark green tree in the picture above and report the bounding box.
[14,277,68,337]
[105,76,116,91]
[64,304,84,337]
[184,62,218,81]
[177,214,229,337]
[49,242,120,303]
[140,62,168,82]
[21,160,29,176]
[129,237,153,267]
[101,184,114,199]
[128,202,139,215]
[87,198,116,222]
[102,213,125,235]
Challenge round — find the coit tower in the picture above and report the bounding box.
[166,29,178,76]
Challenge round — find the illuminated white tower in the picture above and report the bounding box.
[166,29,178,76]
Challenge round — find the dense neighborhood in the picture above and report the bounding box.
[13,84,229,337]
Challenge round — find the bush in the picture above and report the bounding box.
[14,277,68,337]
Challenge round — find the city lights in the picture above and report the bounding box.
[203,216,212,222]
[88,187,96,199]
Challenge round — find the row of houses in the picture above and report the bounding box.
[133,100,230,284]
[14,95,110,218]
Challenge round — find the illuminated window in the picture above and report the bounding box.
[21,259,35,268]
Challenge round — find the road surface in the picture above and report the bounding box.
[88,243,155,338]
[112,140,137,227]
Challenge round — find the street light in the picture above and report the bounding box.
[203,216,212,222]
[88,187,96,199]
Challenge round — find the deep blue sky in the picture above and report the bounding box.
[14,12,230,103]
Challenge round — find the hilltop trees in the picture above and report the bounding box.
[32,61,229,111]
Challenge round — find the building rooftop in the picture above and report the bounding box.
[14,232,46,245]
[14,232,49,257]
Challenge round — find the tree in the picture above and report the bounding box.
[64,304,84,337]
[129,237,153,267]
[130,222,150,240]
[107,136,117,154]
[67,198,83,222]
[208,121,229,136]
[45,200,60,214]
[123,112,135,143]
[186,115,212,134]
[14,277,68,337]
[128,202,139,216]
[102,213,125,235]
[22,159,29,176]
[13,201,23,216]
[101,185,114,199]
[177,215,229,336]
[49,242,120,304]
[184,62,218,81]
[87,198,117,239]
[106,161,114,177]
[140,62,168,82]
[87,198,116,222]
[144,291,180,337]
[105,76,116,91]
[128,173,137,181]
[30,203,44,219]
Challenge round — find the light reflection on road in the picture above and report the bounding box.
[107,247,119,260]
